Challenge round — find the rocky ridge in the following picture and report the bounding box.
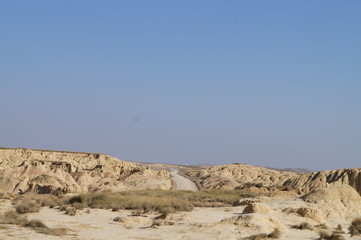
[186,163,361,196]
[186,163,299,190]
[283,167,361,195]
[0,148,171,194]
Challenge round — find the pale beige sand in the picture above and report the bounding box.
[0,193,357,240]
[170,169,198,191]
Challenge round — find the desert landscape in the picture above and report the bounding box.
[0,148,360,240]
[2,1,360,239]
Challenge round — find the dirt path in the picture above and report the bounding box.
[170,169,198,191]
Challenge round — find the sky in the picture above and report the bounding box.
[0,1,360,170]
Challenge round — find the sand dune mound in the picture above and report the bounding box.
[301,185,361,218]
[186,164,298,190]
[222,214,285,235]
[242,203,274,214]
[0,148,171,194]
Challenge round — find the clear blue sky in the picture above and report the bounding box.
[1,1,360,170]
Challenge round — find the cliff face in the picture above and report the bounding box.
[187,163,361,196]
[283,168,361,195]
[0,148,171,194]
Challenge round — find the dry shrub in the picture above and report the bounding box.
[334,224,344,233]
[154,212,168,220]
[13,193,65,209]
[268,228,281,239]
[0,211,67,236]
[318,231,345,240]
[349,218,361,236]
[113,217,124,222]
[24,219,68,236]
[243,228,281,240]
[16,200,40,214]
[40,198,57,208]
[67,189,256,213]
[24,219,48,229]
[65,207,76,216]
[291,222,313,230]
[59,205,68,212]
[150,219,162,228]
[131,210,143,216]
[0,211,28,225]
[71,202,84,210]
[315,223,329,230]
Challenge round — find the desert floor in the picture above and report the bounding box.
[0,194,357,240]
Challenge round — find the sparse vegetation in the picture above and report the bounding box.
[315,223,329,230]
[349,218,361,236]
[242,228,282,240]
[13,193,65,209]
[24,219,48,228]
[15,200,40,214]
[0,211,28,225]
[65,189,257,213]
[291,222,313,230]
[0,211,67,236]
[65,207,77,216]
[334,224,344,233]
[318,231,345,240]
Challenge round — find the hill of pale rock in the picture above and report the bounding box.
[283,168,361,195]
[0,148,171,194]
[186,163,361,197]
[185,163,299,190]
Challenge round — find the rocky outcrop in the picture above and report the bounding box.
[301,185,361,219]
[187,164,361,197]
[186,163,299,190]
[242,203,273,214]
[283,168,361,195]
[0,148,171,194]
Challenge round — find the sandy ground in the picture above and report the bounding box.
[0,195,357,240]
[170,169,198,191]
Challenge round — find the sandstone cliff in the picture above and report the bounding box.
[283,168,361,195]
[186,163,299,190]
[0,148,171,194]
[186,164,361,196]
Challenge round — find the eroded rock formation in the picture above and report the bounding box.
[0,148,171,194]
[283,168,361,195]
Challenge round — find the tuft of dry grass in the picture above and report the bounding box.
[291,222,313,230]
[242,228,282,240]
[12,193,66,209]
[349,217,361,236]
[318,231,345,240]
[25,220,68,236]
[315,223,329,230]
[0,211,28,225]
[24,219,48,229]
[267,228,282,239]
[334,224,344,234]
[0,211,68,236]
[67,189,256,213]
[65,207,76,216]
[15,200,40,214]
